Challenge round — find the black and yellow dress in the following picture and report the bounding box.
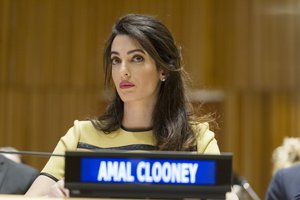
[41,120,220,181]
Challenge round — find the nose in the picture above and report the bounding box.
[120,62,130,79]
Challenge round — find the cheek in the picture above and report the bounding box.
[111,69,118,86]
[142,71,161,87]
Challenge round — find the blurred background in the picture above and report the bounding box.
[1,0,300,198]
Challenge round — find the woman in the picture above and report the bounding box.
[25,14,220,197]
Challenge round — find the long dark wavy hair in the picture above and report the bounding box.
[92,14,208,151]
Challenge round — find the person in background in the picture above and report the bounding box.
[0,147,39,194]
[25,13,236,199]
[265,137,300,200]
[0,147,22,163]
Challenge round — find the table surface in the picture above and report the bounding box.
[0,195,148,200]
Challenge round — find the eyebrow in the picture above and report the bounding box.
[110,49,146,56]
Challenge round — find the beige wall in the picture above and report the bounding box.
[1,0,300,198]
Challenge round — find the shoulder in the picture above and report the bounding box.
[275,163,300,183]
[58,120,101,149]
[266,164,300,200]
[65,120,99,137]
[191,122,220,154]
[192,122,214,143]
[281,163,300,174]
[192,122,210,135]
[73,120,95,130]
[277,164,300,188]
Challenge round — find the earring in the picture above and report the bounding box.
[161,77,166,82]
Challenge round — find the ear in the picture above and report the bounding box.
[159,69,167,82]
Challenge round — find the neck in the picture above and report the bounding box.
[122,100,156,130]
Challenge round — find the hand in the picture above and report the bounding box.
[48,179,70,197]
[226,191,239,200]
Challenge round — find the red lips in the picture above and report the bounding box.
[119,81,135,89]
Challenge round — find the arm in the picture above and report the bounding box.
[25,175,69,197]
[26,121,81,197]
[25,175,55,196]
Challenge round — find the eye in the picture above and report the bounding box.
[111,57,121,65]
[132,55,144,63]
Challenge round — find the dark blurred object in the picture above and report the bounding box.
[0,154,39,194]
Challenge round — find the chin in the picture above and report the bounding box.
[119,95,134,102]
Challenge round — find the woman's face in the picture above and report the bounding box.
[111,35,163,105]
